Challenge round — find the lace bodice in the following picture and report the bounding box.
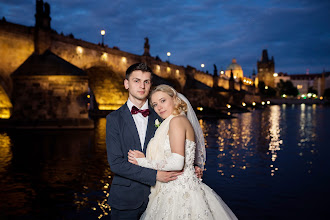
[136,135,197,173]
[136,114,197,174]
[163,135,196,171]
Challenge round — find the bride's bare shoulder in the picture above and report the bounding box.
[169,114,190,128]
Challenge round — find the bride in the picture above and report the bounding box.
[128,84,238,220]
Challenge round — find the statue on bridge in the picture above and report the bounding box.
[143,37,151,56]
[213,64,218,77]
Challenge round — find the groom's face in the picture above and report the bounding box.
[124,70,152,102]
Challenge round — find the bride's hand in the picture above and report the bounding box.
[128,150,145,165]
[128,150,145,158]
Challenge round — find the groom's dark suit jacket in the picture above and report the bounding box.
[106,102,160,210]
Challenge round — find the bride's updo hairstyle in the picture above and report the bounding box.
[150,84,187,115]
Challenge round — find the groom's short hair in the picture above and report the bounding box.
[126,63,153,80]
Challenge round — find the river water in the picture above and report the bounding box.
[0,104,329,219]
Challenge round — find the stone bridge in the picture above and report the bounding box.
[0,1,259,124]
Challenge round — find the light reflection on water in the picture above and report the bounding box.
[201,105,329,219]
[0,105,329,219]
[0,132,12,173]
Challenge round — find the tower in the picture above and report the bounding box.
[257,49,275,87]
[35,0,51,30]
[34,0,52,54]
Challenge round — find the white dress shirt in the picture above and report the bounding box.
[127,99,149,150]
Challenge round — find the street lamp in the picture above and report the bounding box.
[101,30,105,46]
[167,52,171,62]
[201,63,205,71]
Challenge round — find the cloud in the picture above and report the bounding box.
[0,0,329,74]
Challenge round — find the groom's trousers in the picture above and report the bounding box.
[110,201,148,220]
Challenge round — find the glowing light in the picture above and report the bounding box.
[226,104,231,109]
[307,93,312,98]
[234,76,237,79]
[273,73,278,77]
[242,102,246,107]
[101,30,105,36]
[76,46,83,54]
[99,104,122,111]
[166,67,171,73]
[282,94,287,98]
[320,96,324,100]
[252,102,256,106]
[167,52,171,57]
[201,64,205,68]
[156,65,160,71]
[220,70,224,74]
[176,69,180,75]
[197,107,203,111]
[121,57,127,63]
[267,101,270,104]
[265,86,268,89]
[101,52,108,61]
[87,95,90,98]
[261,101,265,105]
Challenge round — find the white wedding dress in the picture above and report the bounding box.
[137,114,238,220]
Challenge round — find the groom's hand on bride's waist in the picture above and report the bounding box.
[156,170,183,183]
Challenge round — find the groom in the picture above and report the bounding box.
[106,63,181,219]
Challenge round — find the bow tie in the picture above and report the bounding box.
[131,106,150,117]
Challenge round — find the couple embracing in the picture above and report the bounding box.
[106,63,238,219]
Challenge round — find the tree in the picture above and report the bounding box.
[323,88,330,99]
[258,81,277,97]
[276,80,299,97]
[308,87,318,95]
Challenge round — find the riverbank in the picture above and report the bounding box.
[268,98,329,105]
[0,118,95,130]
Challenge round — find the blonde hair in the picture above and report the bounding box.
[150,84,187,115]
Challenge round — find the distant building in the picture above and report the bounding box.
[257,49,275,87]
[274,71,330,96]
[225,58,243,80]
[273,72,290,86]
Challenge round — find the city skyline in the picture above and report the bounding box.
[0,0,329,76]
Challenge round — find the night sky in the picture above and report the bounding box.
[1,0,329,76]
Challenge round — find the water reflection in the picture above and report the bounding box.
[298,104,318,174]
[201,105,287,178]
[0,132,12,173]
[0,105,329,219]
[73,118,112,219]
[268,105,282,176]
[0,125,112,219]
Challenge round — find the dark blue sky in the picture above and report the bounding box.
[1,0,329,76]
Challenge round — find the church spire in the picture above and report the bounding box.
[261,49,269,62]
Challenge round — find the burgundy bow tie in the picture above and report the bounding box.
[131,106,150,117]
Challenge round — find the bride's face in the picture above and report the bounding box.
[151,91,175,119]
